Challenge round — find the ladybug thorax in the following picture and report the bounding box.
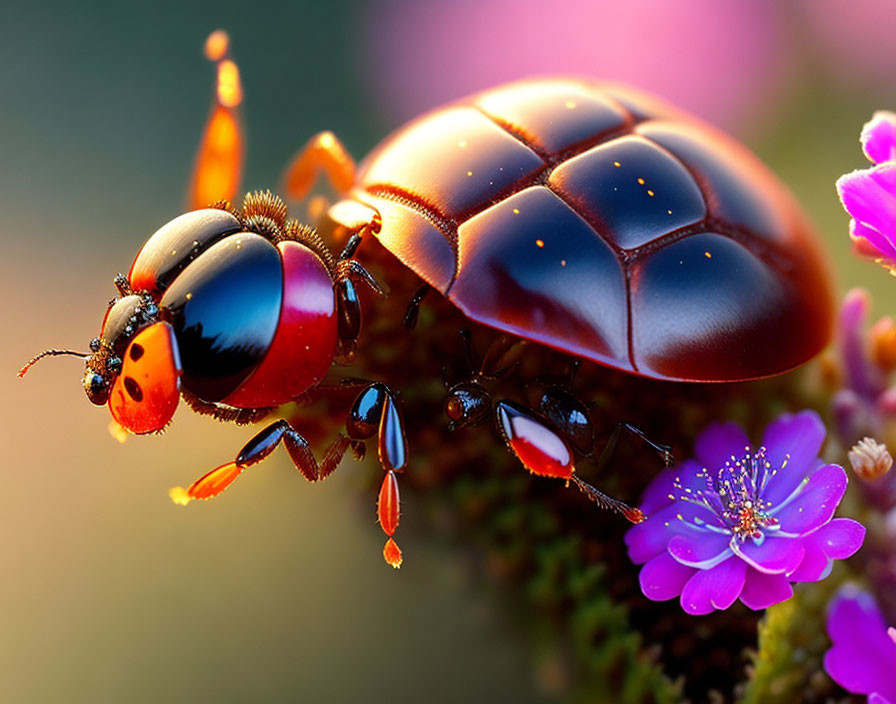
[115,193,339,416]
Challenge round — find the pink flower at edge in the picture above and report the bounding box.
[825,585,896,704]
[836,111,896,270]
[625,410,865,616]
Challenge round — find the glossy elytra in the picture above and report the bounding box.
[20,32,834,568]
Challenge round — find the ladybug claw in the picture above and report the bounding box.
[383,538,403,568]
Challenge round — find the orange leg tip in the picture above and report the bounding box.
[176,461,243,502]
[383,538,403,569]
[169,486,193,506]
[377,471,401,537]
[624,507,647,524]
[108,419,129,444]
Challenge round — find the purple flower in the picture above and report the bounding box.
[836,112,896,270]
[626,411,865,615]
[825,585,896,704]
[832,289,896,512]
[833,289,892,445]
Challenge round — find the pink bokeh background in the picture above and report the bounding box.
[362,0,795,131]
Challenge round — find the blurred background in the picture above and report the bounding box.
[2,1,895,701]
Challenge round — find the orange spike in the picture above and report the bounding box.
[377,470,400,536]
[204,29,230,62]
[383,538,403,568]
[189,31,245,209]
[170,461,243,505]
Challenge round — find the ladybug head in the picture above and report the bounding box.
[83,293,158,405]
[20,283,183,435]
[90,290,183,434]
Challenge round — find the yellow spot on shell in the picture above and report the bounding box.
[637,177,645,185]
[535,239,544,248]
[466,170,473,177]
[560,259,567,267]
[704,251,712,259]
[613,161,621,167]
[512,208,520,214]
[667,209,673,215]
[647,190,655,197]
[185,292,193,300]
[565,100,576,109]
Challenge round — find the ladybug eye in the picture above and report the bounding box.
[109,322,182,434]
[84,371,109,406]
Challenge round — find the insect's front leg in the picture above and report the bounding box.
[170,381,410,568]
[169,421,354,505]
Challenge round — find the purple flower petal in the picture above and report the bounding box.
[825,587,896,702]
[668,532,732,569]
[639,459,705,514]
[862,111,896,165]
[694,422,751,471]
[729,535,805,575]
[626,500,720,563]
[838,288,888,402]
[817,518,866,559]
[787,518,864,583]
[787,537,832,583]
[773,464,847,536]
[827,586,890,642]
[761,410,826,504]
[739,569,793,610]
[639,551,696,602]
[837,164,896,237]
[851,218,896,262]
[679,557,747,615]
[868,694,893,704]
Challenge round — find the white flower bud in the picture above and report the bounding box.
[848,437,894,481]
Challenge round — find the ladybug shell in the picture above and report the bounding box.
[130,215,337,408]
[352,78,833,382]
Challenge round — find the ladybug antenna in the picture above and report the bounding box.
[17,348,90,378]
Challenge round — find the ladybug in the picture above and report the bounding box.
[20,42,833,569]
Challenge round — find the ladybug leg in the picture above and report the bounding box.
[169,420,354,501]
[403,283,431,331]
[172,382,409,568]
[595,422,675,472]
[189,30,245,210]
[332,236,386,364]
[345,383,409,568]
[283,131,356,202]
[494,400,645,524]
